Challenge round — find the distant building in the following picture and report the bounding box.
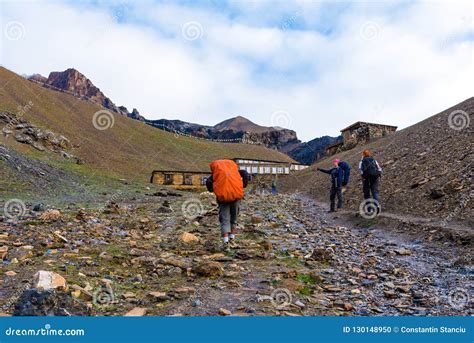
[233,158,308,175]
[325,141,343,156]
[326,121,397,155]
[150,158,309,187]
[150,170,210,187]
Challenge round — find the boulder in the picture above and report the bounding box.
[33,271,67,290]
[13,289,91,316]
[193,261,224,277]
[39,210,61,221]
[148,291,170,302]
[124,307,147,316]
[179,232,199,243]
[219,308,232,316]
[70,284,93,301]
[251,215,264,224]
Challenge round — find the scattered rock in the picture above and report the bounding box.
[192,261,224,277]
[0,246,8,260]
[219,308,232,316]
[33,203,45,212]
[192,299,202,307]
[384,290,397,299]
[70,285,93,301]
[33,271,67,290]
[260,240,273,251]
[148,291,170,302]
[179,232,199,243]
[124,307,147,316]
[13,289,91,316]
[39,210,61,221]
[104,202,121,215]
[251,215,264,224]
[53,231,68,243]
[429,188,445,199]
[294,300,305,308]
[395,248,412,256]
[309,247,334,262]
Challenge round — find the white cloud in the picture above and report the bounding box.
[1,0,472,141]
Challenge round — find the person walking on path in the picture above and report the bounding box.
[206,160,249,250]
[271,175,278,195]
[358,149,382,211]
[317,159,345,212]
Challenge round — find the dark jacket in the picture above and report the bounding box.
[206,170,249,193]
[317,167,343,188]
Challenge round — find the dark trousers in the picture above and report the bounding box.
[330,186,343,211]
[363,176,380,202]
[218,200,240,235]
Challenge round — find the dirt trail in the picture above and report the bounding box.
[0,191,471,316]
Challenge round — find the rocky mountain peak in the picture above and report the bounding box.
[28,73,47,84]
[214,116,266,133]
[28,68,144,121]
[45,68,111,107]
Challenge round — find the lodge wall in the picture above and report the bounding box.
[151,171,209,187]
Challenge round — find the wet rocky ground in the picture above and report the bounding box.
[0,189,472,316]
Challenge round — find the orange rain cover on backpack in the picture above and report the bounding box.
[210,160,244,203]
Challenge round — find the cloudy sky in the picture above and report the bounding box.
[1,0,473,140]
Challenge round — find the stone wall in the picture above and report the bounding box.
[151,172,209,186]
[341,123,396,150]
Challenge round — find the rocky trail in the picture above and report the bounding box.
[0,190,472,316]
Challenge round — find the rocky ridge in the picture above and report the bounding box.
[28,69,145,121]
[0,111,80,162]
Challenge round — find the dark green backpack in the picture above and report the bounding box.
[362,157,380,177]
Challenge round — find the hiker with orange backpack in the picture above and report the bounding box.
[206,160,249,249]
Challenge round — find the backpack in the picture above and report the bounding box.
[210,160,244,203]
[361,157,380,178]
[338,161,351,185]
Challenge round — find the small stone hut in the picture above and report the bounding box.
[326,121,397,155]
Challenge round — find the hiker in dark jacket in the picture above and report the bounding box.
[358,149,382,204]
[317,159,344,212]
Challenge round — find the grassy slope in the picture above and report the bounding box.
[281,97,473,222]
[0,67,294,183]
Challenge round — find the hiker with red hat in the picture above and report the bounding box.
[206,159,249,250]
[317,158,350,212]
[359,149,382,207]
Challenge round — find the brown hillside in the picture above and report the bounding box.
[0,67,294,182]
[281,98,473,223]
